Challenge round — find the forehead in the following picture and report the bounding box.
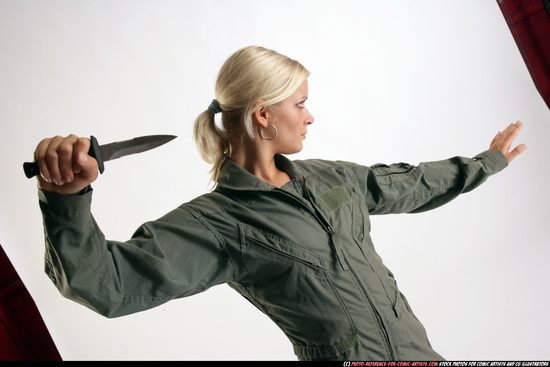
[287,80,308,100]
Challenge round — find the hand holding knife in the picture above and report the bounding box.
[24,134,176,194]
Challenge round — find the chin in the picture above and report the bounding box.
[285,144,304,155]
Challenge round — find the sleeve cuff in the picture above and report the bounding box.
[474,150,509,173]
[38,186,93,214]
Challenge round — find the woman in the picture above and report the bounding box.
[34,46,526,361]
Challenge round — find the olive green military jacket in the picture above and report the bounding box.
[39,150,508,361]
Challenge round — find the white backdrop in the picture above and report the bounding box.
[1,0,549,361]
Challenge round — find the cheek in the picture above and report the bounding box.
[282,121,301,136]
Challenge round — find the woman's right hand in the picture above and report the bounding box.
[33,134,99,195]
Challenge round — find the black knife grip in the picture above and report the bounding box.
[23,161,40,179]
[89,135,104,174]
[23,135,104,179]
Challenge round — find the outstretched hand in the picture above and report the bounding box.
[489,121,527,163]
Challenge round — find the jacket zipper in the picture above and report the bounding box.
[273,187,348,270]
[274,183,396,359]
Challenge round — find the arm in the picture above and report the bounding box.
[355,122,526,215]
[40,187,234,318]
[34,135,234,318]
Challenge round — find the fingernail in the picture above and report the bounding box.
[41,175,53,183]
[64,176,72,183]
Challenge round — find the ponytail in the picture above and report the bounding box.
[192,109,230,184]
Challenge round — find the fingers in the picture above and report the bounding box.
[489,121,527,163]
[34,135,97,194]
[57,136,80,184]
[501,121,523,146]
[35,135,78,185]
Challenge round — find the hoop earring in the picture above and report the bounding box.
[260,124,278,141]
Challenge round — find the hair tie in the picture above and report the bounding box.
[207,99,222,114]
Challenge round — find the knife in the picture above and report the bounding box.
[24,134,177,179]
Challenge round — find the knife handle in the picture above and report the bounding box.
[23,161,40,179]
[23,136,104,179]
[89,135,105,174]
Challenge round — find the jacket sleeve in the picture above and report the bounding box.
[348,150,509,215]
[39,187,235,318]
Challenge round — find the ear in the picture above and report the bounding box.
[252,100,270,128]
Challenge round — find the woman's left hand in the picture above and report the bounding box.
[489,121,527,163]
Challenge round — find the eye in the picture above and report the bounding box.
[297,101,306,109]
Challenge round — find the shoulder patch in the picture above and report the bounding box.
[317,186,352,213]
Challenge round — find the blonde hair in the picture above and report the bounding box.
[193,46,310,184]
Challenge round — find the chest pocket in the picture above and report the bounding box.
[238,223,358,360]
[315,185,367,247]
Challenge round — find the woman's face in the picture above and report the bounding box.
[268,80,314,155]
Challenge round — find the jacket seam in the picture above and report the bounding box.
[178,205,238,282]
[298,161,350,182]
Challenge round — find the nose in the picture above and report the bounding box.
[306,109,314,125]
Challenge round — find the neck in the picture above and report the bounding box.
[230,140,290,188]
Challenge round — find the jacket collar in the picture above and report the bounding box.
[216,154,305,191]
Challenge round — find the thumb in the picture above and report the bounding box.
[73,137,98,176]
[76,151,99,176]
[505,143,527,163]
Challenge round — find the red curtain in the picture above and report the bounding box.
[498,0,550,110]
[0,244,61,361]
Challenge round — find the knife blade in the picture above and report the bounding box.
[24,134,177,179]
